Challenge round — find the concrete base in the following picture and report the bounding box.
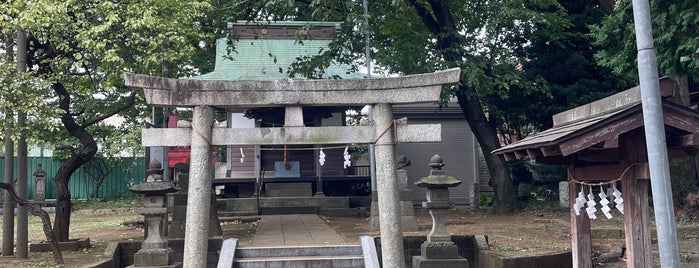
[221,196,350,212]
[260,206,318,215]
[133,248,175,267]
[30,238,90,252]
[420,241,461,259]
[264,182,312,197]
[369,190,417,232]
[168,192,222,238]
[411,256,469,268]
[126,262,182,268]
[104,238,223,268]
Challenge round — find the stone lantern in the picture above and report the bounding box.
[33,163,46,202]
[412,154,469,268]
[129,160,180,267]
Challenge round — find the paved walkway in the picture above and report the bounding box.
[251,214,349,246]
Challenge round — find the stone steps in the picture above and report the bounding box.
[234,245,364,268]
[234,255,364,268]
[218,241,366,268]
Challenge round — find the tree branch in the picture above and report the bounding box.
[427,0,456,29]
[405,0,441,34]
[0,183,64,264]
[81,91,137,128]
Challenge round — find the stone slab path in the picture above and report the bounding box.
[251,214,349,246]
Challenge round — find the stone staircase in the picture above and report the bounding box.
[218,237,380,268]
[233,245,365,268]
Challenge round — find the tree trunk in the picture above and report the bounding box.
[92,174,107,200]
[52,82,98,242]
[456,90,517,213]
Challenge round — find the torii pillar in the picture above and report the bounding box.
[373,103,405,268]
[183,105,215,268]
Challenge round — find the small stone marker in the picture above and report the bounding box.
[33,163,46,202]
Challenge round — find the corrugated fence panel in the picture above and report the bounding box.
[1,157,145,200]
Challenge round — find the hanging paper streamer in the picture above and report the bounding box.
[598,186,612,219]
[585,186,598,219]
[612,183,624,214]
[319,148,326,166]
[343,146,352,169]
[240,148,245,163]
[573,187,586,216]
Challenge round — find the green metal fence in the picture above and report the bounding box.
[0,157,145,200]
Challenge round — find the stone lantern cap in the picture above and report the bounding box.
[33,163,46,177]
[130,160,179,194]
[414,154,462,188]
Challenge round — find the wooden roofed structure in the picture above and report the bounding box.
[493,77,699,267]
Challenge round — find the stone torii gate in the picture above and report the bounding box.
[124,68,461,268]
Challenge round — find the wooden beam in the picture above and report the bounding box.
[526,149,541,159]
[667,134,699,148]
[540,146,562,157]
[142,124,441,146]
[514,150,527,160]
[569,163,649,181]
[576,149,621,162]
[559,113,643,156]
[603,136,619,149]
[664,111,699,134]
[533,155,571,165]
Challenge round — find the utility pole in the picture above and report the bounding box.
[2,32,16,257]
[16,27,29,258]
[630,0,680,267]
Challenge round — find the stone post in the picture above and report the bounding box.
[558,181,569,208]
[33,164,46,202]
[168,163,189,239]
[371,156,417,232]
[373,103,405,268]
[183,105,214,268]
[413,155,469,268]
[129,160,179,267]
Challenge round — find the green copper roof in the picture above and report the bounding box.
[189,24,363,81]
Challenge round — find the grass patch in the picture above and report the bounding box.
[72,196,142,211]
[496,245,527,252]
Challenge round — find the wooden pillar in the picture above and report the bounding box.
[621,171,652,268]
[569,179,592,268]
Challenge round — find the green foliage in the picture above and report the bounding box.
[677,215,699,225]
[0,58,57,143]
[1,0,210,153]
[590,0,699,79]
[479,194,494,207]
[2,0,211,240]
[669,157,699,207]
[495,1,634,138]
